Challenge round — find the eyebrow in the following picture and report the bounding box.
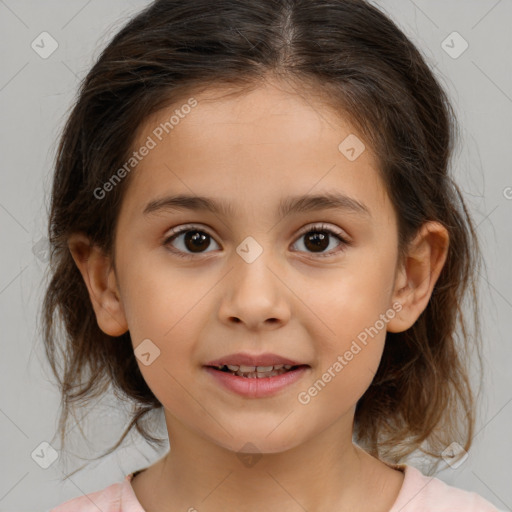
[143,192,371,220]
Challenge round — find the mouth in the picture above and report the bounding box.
[203,363,310,398]
[206,363,308,379]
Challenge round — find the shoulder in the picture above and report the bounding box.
[389,464,501,512]
[49,481,123,512]
[49,474,143,512]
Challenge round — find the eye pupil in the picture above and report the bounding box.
[167,225,344,259]
[305,231,329,252]
[185,231,210,252]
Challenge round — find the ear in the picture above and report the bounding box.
[386,221,449,333]
[67,232,128,337]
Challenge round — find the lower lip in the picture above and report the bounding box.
[204,366,309,398]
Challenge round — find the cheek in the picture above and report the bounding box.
[297,263,393,402]
[118,252,215,372]
[299,309,387,416]
[117,248,204,337]
[300,261,392,342]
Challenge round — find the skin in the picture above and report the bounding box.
[68,78,449,512]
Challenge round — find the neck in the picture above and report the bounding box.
[131,412,403,512]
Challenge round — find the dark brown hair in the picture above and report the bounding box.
[41,0,484,477]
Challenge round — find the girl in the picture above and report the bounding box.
[43,0,500,510]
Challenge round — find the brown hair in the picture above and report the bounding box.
[41,0,484,477]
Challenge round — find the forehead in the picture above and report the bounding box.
[121,80,393,226]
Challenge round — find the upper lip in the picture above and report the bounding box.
[204,352,307,367]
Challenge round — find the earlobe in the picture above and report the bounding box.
[67,232,128,337]
[386,221,449,333]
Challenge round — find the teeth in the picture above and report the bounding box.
[235,368,288,378]
[256,365,273,372]
[223,364,293,372]
[239,365,256,372]
[215,363,299,377]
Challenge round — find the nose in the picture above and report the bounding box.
[217,250,291,331]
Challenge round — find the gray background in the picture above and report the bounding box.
[0,0,511,510]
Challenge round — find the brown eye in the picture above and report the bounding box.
[291,224,349,257]
[163,225,220,258]
[303,231,330,252]
[163,222,350,260]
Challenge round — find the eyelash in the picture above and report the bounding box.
[162,223,351,260]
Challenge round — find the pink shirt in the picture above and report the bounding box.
[49,463,501,511]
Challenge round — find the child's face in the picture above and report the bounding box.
[110,80,403,453]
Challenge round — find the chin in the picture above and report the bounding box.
[208,427,306,456]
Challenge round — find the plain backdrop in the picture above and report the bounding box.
[0,1,511,510]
